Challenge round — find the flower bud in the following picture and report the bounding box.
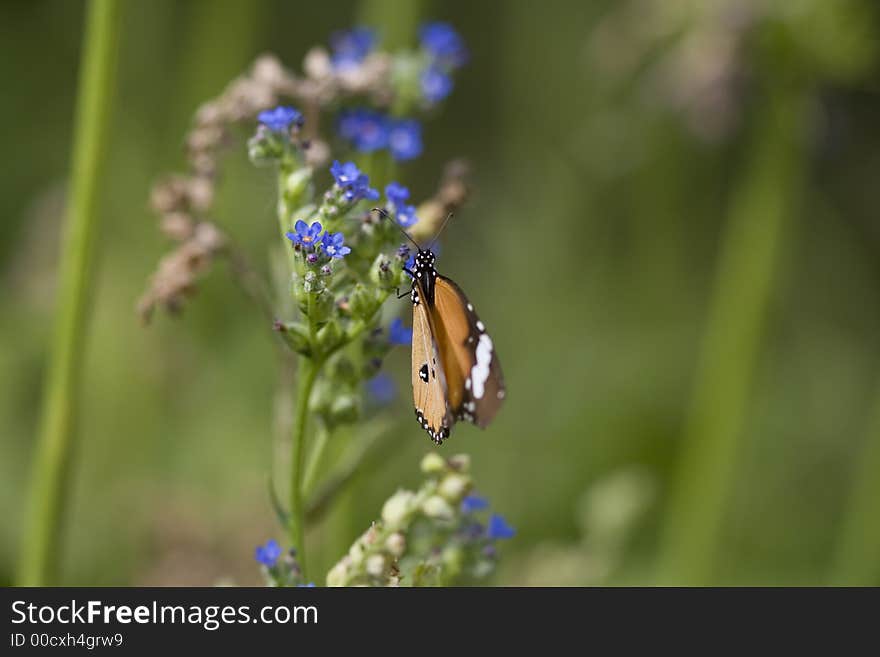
[329,394,359,425]
[438,473,472,503]
[381,490,416,527]
[301,271,317,293]
[348,541,365,565]
[420,452,446,475]
[311,290,334,324]
[350,283,378,320]
[385,532,406,558]
[370,254,396,288]
[447,453,471,473]
[284,167,312,201]
[365,554,386,577]
[274,321,311,356]
[247,126,285,165]
[422,495,454,521]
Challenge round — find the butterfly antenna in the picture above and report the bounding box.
[428,212,454,252]
[372,207,422,251]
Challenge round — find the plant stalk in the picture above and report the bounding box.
[657,87,809,585]
[289,356,319,577]
[17,0,123,586]
[830,383,880,585]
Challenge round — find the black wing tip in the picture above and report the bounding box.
[415,408,451,444]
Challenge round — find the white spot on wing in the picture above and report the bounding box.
[471,334,493,399]
[476,320,485,332]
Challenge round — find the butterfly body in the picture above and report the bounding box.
[408,248,505,443]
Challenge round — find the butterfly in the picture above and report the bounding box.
[374,208,505,443]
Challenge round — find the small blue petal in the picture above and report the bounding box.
[254,539,283,567]
[337,108,389,152]
[287,220,323,250]
[461,495,490,514]
[321,231,351,259]
[420,22,468,68]
[367,373,396,405]
[257,106,303,132]
[421,66,454,103]
[389,317,413,346]
[330,160,379,202]
[487,514,516,540]
[388,120,423,162]
[330,27,376,70]
[396,204,419,228]
[297,582,317,587]
[385,181,410,209]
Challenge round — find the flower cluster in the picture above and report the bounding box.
[286,220,352,260]
[329,160,380,202]
[337,109,423,161]
[142,22,471,321]
[326,453,515,586]
[254,115,412,428]
[419,22,468,104]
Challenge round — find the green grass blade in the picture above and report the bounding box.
[17,0,123,586]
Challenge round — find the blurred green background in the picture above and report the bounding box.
[3,0,880,586]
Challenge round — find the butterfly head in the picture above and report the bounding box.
[413,249,436,274]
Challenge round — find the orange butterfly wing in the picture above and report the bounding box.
[411,278,453,443]
[432,276,506,428]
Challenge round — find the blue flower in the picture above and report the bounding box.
[388,119,423,161]
[487,514,516,540]
[367,373,396,405]
[257,106,303,132]
[330,160,380,202]
[337,110,363,141]
[461,494,490,514]
[255,539,282,567]
[385,181,410,209]
[321,231,352,259]
[297,582,317,587]
[330,27,376,70]
[286,220,324,250]
[396,204,419,228]
[389,317,412,345]
[337,108,389,152]
[421,66,454,103]
[420,22,468,68]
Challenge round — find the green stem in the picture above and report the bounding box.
[303,423,329,495]
[656,88,809,585]
[16,0,122,586]
[830,384,880,585]
[289,357,319,577]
